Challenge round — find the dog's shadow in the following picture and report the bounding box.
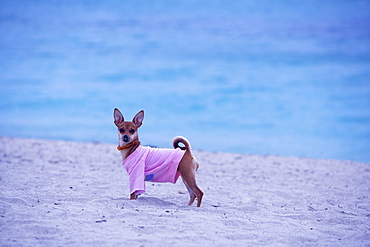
[136,197,177,207]
[113,196,179,207]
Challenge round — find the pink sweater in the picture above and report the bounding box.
[122,145,185,195]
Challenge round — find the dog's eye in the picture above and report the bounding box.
[119,128,125,133]
[129,129,135,134]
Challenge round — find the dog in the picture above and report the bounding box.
[113,108,203,207]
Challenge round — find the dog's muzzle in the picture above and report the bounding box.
[123,135,129,142]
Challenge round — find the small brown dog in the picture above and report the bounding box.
[114,108,203,207]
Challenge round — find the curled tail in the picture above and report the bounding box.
[172,136,199,170]
[172,136,191,151]
[173,136,199,171]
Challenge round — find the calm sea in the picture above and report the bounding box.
[1,0,370,162]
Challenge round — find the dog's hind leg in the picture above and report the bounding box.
[182,179,196,206]
[178,162,203,207]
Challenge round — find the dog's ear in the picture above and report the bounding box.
[114,108,124,126]
[133,110,144,128]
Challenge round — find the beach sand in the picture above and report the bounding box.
[0,136,369,246]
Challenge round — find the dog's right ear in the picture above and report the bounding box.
[114,108,124,126]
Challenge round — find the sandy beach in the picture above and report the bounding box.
[0,136,369,246]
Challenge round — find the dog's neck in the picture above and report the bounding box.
[118,139,141,161]
[117,139,140,151]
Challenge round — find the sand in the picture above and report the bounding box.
[0,136,369,246]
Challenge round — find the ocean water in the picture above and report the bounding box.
[1,0,370,162]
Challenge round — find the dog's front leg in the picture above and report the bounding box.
[130,193,138,200]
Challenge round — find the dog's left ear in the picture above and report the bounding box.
[114,108,124,126]
[133,110,144,128]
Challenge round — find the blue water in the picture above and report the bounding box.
[1,1,370,162]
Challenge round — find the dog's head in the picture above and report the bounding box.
[114,108,144,147]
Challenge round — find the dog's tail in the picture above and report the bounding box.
[172,136,191,151]
[173,136,199,171]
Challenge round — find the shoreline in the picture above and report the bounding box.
[1,135,367,164]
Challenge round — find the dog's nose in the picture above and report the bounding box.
[123,135,129,142]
